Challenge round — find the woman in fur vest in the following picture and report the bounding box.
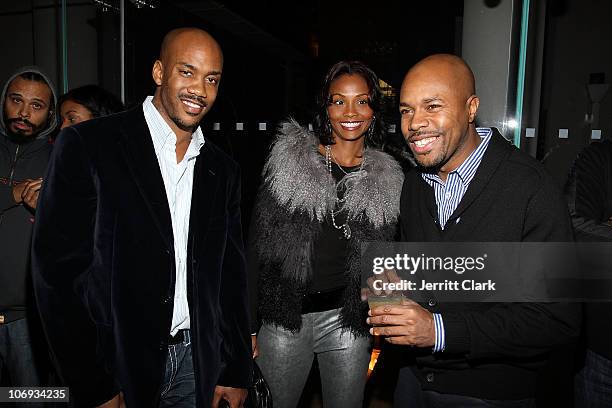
[248,61,404,408]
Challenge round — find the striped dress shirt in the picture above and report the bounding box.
[420,127,492,352]
[143,96,205,336]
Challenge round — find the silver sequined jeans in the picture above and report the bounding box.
[256,308,371,408]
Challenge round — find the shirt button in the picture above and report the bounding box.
[159,341,167,350]
[428,299,437,307]
[426,373,435,383]
[162,296,171,304]
[445,192,451,199]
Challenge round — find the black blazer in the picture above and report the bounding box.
[32,107,252,407]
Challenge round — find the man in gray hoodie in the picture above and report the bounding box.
[0,66,57,386]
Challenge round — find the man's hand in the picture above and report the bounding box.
[251,335,259,359]
[212,386,247,408]
[367,298,436,347]
[12,180,30,203]
[96,392,125,408]
[12,178,43,209]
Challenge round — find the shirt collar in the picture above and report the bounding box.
[185,126,205,161]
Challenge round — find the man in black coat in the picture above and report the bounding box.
[367,54,580,407]
[32,28,251,407]
[566,140,612,406]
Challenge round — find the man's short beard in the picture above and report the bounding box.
[413,152,446,171]
[4,116,45,143]
[169,113,198,133]
[6,130,37,144]
[159,91,200,134]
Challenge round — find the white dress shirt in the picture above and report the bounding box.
[143,96,205,336]
[420,127,492,353]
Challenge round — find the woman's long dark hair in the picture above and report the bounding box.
[57,85,124,120]
[313,61,385,148]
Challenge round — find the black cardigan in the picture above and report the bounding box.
[399,130,581,399]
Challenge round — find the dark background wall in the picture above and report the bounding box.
[538,0,612,187]
[1,0,610,213]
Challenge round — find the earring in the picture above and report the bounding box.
[366,116,376,140]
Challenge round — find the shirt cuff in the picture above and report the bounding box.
[432,313,445,353]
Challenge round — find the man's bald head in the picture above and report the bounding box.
[404,54,475,100]
[159,27,223,64]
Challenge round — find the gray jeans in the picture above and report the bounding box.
[575,349,612,407]
[256,308,371,408]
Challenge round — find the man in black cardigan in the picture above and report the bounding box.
[566,140,612,406]
[367,54,581,407]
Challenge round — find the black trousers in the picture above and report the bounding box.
[393,367,536,408]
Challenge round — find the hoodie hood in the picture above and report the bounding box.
[1,66,58,140]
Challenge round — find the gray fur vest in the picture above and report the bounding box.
[250,119,404,335]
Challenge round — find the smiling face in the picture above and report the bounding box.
[327,73,374,142]
[3,76,52,139]
[152,29,223,138]
[399,55,479,176]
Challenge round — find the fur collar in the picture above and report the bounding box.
[263,119,403,228]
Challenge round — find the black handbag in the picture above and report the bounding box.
[246,362,273,408]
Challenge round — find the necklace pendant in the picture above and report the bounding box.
[342,224,351,240]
